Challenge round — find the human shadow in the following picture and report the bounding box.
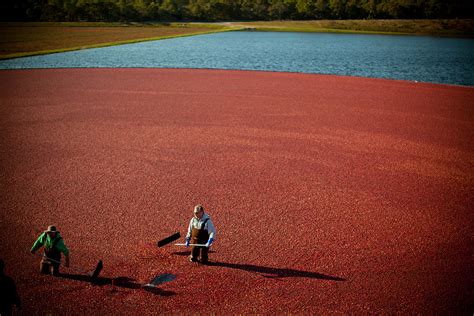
[206,261,345,281]
[58,273,176,296]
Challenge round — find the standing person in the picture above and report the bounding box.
[185,204,216,264]
[30,225,70,276]
[0,259,21,316]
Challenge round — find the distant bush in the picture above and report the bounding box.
[1,0,473,22]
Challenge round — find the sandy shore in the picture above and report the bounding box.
[0,68,472,314]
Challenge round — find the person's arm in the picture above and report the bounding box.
[30,233,46,253]
[185,218,194,246]
[186,218,194,239]
[206,220,216,240]
[56,239,70,267]
[205,220,216,247]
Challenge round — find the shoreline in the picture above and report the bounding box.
[0,27,236,60]
[1,19,472,60]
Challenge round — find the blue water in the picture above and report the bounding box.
[1,31,474,86]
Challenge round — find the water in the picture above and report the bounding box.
[1,31,473,86]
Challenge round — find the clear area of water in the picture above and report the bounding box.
[1,31,473,86]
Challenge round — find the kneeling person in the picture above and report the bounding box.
[30,225,70,276]
[185,205,216,264]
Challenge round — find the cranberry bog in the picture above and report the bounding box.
[0,68,472,314]
[0,23,228,60]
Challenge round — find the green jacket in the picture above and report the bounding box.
[31,232,70,256]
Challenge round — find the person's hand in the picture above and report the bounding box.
[205,238,214,248]
[185,238,190,247]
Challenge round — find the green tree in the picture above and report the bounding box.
[295,0,317,19]
[23,0,47,20]
[345,0,362,18]
[361,0,378,18]
[187,0,210,19]
[115,0,137,20]
[238,0,255,20]
[3,0,474,22]
[252,0,270,20]
[134,0,151,18]
[41,3,65,20]
[314,0,330,18]
[329,0,346,18]
[268,0,288,19]
[208,0,232,21]
[160,0,179,20]
[423,0,444,18]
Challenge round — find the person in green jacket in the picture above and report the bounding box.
[30,225,70,276]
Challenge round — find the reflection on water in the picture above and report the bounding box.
[1,31,473,86]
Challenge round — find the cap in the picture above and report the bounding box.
[194,205,204,214]
[45,225,58,233]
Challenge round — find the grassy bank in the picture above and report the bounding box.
[224,19,474,37]
[0,22,232,60]
[1,20,472,60]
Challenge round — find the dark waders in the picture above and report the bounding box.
[190,219,210,263]
[40,238,62,276]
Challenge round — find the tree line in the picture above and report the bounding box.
[2,0,473,22]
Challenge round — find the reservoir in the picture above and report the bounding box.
[1,31,473,86]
